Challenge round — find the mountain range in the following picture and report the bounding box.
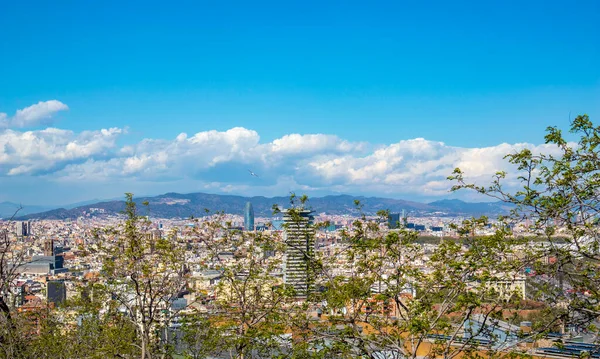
[0,199,105,219]
[5,192,514,220]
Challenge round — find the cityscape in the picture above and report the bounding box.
[0,192,586,358]
[1,1,599,358]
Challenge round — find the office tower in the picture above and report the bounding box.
[244,202,254,231]
[43,238,54,256]
[388,213,401,229]
[16,221,23,236]
[283,209,315,298]
[16,221,28,237]
[26,221,32,236]
[46,280,66,305]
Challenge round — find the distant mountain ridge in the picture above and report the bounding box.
[0,202,55,219]
[13,192,513,220]
[427,199,514,215]
[0,198,110,219]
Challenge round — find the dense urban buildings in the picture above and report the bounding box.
[0,198,592,358]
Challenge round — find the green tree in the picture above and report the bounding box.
[301,205,532,359]
[0,207,39,358]
[185,209,295,359]
[94,193,192,359]
[450,114,600,339]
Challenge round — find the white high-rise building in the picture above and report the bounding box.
[283,209,315,298]
[16,221,30,237]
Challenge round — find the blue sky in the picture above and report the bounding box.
[0,1,599,205]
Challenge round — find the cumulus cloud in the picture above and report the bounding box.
[48,130,558,199]
[0,101,562,200]
[306,139,564,196]
[269,133,365,155]
[0,127,122,176]
[0,100,69,128]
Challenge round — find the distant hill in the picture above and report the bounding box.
[427,199,514,216]
[14,192,512,220]
[0,202,54,219]
[0,198,112,220]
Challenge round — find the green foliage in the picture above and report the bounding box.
[451,114,600,340]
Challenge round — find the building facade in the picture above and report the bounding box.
[283,209,315,298]
[43,238,54,256]
[0,230,7,250]
[16,221,31,237]
[387,213,401,229]
[46,280,66,306]
[244,202,254,231]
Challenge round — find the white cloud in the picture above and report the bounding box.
[0,127,122,176]
[0,113,7,128]
[49,130,558,200]
[0,101,564,201]
[305,139,563,197]
[7,100,69,128]
[269,133,364,155]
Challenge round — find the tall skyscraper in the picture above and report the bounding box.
[388,213,401,229]
[16,221,29,237]
[244,202,254,231]
[283,209,315,298]
[46,280,66,305]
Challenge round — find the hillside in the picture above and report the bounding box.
[427,199,514,216]
[14,192,511,220]
[0,202,55,219]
